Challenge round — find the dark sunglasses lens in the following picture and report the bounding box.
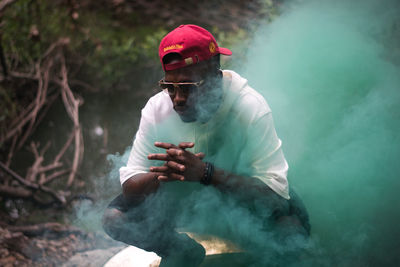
[159,82,168,89]
[166,85,175,94]
[160,83,174,94]
[180,84,197,94]
[159,82,200,95]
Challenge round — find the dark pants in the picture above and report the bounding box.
[102,183,310,266]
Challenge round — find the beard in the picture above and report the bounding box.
[174,102,197,122]
[174,77,223,123]
[194,82,223,123]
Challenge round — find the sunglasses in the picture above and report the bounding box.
[159,79,204,96]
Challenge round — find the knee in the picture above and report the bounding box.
[275,215,309,238]
[102,208,124,239]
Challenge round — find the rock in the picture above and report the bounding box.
[0,248,9,257]
[0,255,16,263]
[104,246,161,267]
[61,246,125,267]
[3,231,42,260]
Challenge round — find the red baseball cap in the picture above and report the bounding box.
[159,24,232,71]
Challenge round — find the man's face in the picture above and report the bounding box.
[164,64,221,123]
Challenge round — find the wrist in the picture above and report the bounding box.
[200,162,214,185]
[198,162,206,181]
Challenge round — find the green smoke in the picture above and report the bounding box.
[243,0,400,265]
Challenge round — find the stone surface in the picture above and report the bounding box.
[104,246,161,267]
[61,246,126,267]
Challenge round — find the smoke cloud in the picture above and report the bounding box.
[243,0,400,265]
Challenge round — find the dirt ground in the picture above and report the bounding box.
[0,224,123,267]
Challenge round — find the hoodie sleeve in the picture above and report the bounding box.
[119,99,158,186]
[245,112,290,199]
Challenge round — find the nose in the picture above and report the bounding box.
[173,87,188,105]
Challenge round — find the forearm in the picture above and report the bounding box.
[211,166,295,229]
[122,172,160,203]
[210,167,282,203]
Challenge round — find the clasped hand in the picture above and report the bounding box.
[148,142,205,182]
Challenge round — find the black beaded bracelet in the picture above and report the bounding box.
[201,162,214,185]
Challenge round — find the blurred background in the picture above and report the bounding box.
[0,0,281,265]
[1,0,400,266]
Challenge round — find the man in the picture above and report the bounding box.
[103,25,310,266]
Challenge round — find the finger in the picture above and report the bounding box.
[167,160,186,172]
[150,166,169,172]
[166,149,187,163]
[170,172,185,181]
[167,148,184,157]
[157,173,184,181]
[154,142,177,149]
[157,175,170,181]
[195,152,205,159]
[149,172,165,179]
[178,142,194,149]
[148,153,170,161]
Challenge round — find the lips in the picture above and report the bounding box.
[174,105,196,122]
[174,105,188,114]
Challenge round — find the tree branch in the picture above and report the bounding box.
[0,185,32,198]
[0,161,38,190]
[59,54,83,187]
[0,0,18,13]
[40,169,69,185]
[7,222,85,237]
[0,161,67,205]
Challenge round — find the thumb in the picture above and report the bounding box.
[195,152,205,160]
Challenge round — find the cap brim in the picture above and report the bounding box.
[218,47,232,56]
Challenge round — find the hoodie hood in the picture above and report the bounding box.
[205,70,249,127]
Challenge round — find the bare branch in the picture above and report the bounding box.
[54,129,75,163]
[7,222,85,237]
[38,184,67,205]
[39,141,51,156]
[41,169,69,185]
[1,103,37,144]
[0,185,49,206]
[0,185,32,198]
[30,90,60,135]
[0,0,18,13]
[8,100,36,130]
[59,54,83,187]
[1,64,46,147]
[8,71,37,80]
[30,141,40,159]
[16,61,52,150]
[40,38,70,62]
[26,142,44,183]
[0,161,67,205]
[37,162,62,174]
[5,134,17,167]
[0,161,38,190]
